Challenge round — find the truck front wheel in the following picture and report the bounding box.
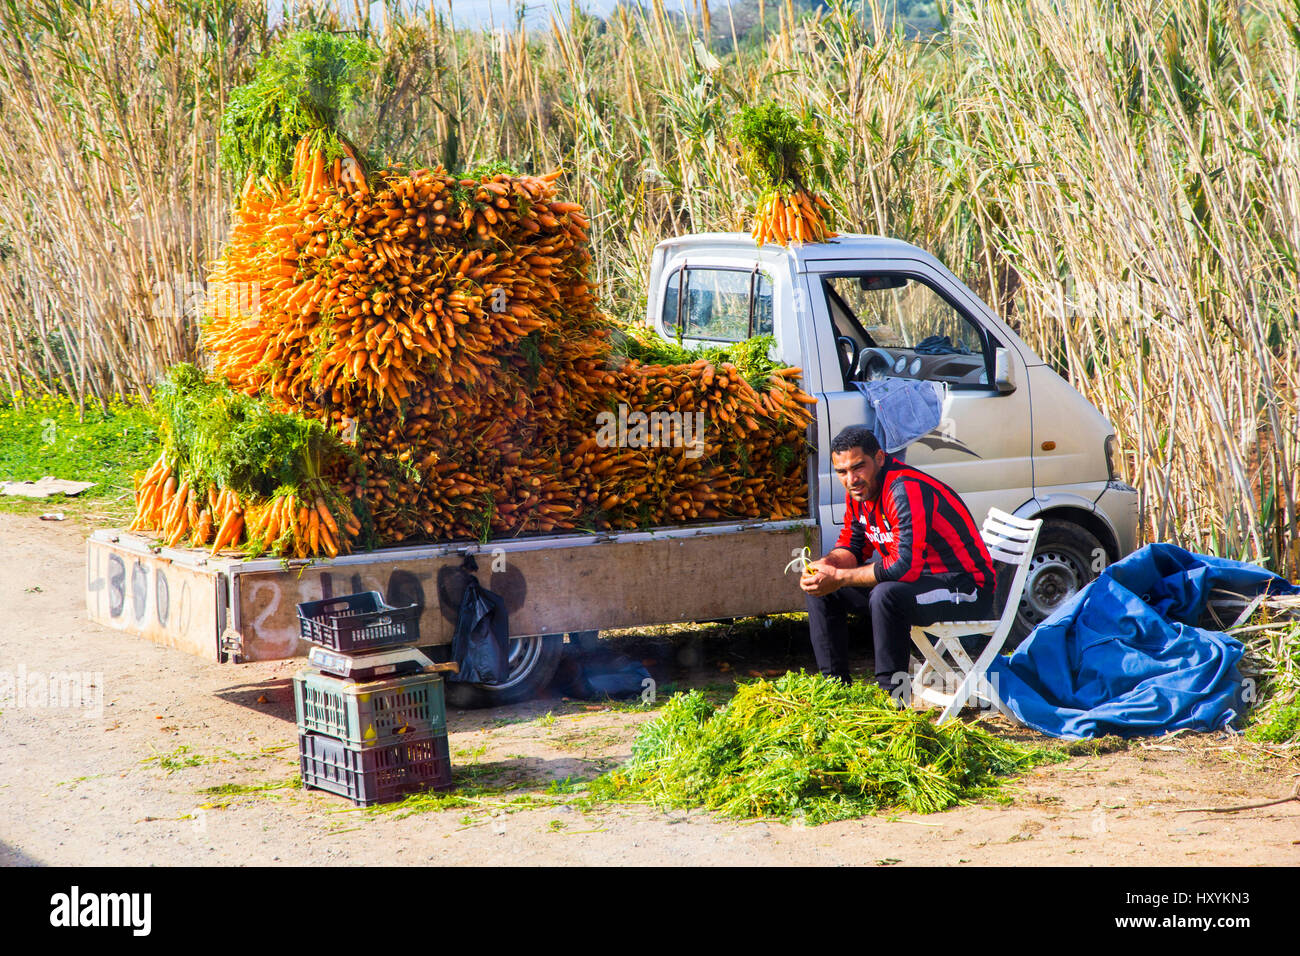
[1001,519,1104,647]
[443,633,566,709]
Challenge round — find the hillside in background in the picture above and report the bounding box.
[272,1,943,41]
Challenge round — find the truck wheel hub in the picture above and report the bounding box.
[1020,550,1082,624]
[491,635,543,691]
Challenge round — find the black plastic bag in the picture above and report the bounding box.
[448,578,510,685]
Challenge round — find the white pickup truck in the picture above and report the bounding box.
[87,232,1138,705]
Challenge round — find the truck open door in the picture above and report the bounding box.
[801,257,1036,554]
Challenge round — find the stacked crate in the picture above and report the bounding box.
[294,591,453,806]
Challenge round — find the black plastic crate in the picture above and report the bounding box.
[299,731,452,807]
[296,591,420,653]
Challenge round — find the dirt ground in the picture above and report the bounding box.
[1,509,1297,867]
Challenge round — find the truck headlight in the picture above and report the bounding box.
[1104,434,1120,481]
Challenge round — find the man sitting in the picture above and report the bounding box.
[800,425,997,698]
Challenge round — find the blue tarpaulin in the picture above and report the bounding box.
[988,544,1299,739]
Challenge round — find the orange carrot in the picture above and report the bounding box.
[211,510,243,555]
[315,497,339,536]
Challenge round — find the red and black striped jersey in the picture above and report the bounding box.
[833,455,997,590]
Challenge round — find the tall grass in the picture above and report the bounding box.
[0,0,1295,575]
[0,0,269,406]
[943,0,1300,573]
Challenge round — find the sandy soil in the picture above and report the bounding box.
[1,510,1297,866]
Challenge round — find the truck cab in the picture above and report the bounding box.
[646,232,1140,637]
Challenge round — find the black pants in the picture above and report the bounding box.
[805,572,995,692]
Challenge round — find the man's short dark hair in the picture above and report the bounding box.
[830,425,881,457]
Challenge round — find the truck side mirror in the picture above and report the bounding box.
[994,347,1016,395]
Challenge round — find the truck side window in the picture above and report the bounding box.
[663,269,681,330]
[821,273,991,388]
[753,272,774,336]
[662,267,775,342]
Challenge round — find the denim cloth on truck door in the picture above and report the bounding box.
[987,543,1300,739]
[853,379,945,455]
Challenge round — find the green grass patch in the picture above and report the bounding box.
[1044,736,1131,757]
[197,777,302,796]
[586,672,1060,824]
[1247,700,1300,744]
[0,391,158,520]
[144,745,221,774]
[367,788,567,820]
[195,776,303,809]
[143,744,263,774]
[1240,606,1300,744]
[361,762,586,821]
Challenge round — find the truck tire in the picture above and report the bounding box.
[1000,519,1105,648]
[443,633,566,709]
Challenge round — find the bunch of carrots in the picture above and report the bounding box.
[751,188,836,247]
[130,137,817,558]
[734,102,837,248]
[130,451,361,558]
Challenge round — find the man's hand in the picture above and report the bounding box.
[799,551,878,596]
[800,560,843,597]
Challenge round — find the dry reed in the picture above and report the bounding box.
[0,0,1295,575]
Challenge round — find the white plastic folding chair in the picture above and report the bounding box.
[908,508,1043,724]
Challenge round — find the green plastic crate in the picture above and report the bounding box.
[294,669,446,747]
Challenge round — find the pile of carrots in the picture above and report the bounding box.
[751,188,836,247]
[130,139,816,557]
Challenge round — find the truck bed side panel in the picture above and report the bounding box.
[227,522,817,661]
[86,536,223,661]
